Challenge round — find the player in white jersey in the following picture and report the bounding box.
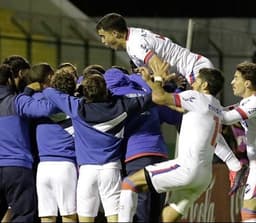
[117,63,224,222]
[221,61,256,222]
[96,12,242,189]
[96,12,213,86]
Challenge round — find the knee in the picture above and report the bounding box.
[121,177,138,192]
[241,200,256,222]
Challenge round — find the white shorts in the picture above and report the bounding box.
[77,161,122,217]
[145,159,212,214]
[36,161,78,217]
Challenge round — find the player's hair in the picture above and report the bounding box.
[58,62,76,70]
[82,64,105,79]
[2,55,30,77]
[0,64,13,85]
[51,70,76,95]
[57,62,78,79]
[236,61,256,90]
[29,63,54,83]
[82,74,108,103]
[0,64,17,93]
[96,13,128,33]
[198,68,224,96]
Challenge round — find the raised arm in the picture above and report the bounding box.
[138,65,184,113]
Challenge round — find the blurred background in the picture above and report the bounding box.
[0,0,256,152]
[0,0,255,106]
[0,2,250,220]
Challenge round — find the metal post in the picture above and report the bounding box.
[186,18,194,50]
[174,19,195,158]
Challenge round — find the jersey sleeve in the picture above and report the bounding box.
[43,87,80,117]
[222,96,256,125]
[173,90,204,112]
[15,92,58,118]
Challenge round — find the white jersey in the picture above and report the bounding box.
[174,90,222,166]
[222,95,256,160]
[144,90,222,214]
[222,94,256,199]
[126,27,214,84]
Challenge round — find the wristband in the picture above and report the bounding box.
[154,76,163,82]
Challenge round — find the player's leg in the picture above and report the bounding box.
[40,216,57,222]
[125,156,167,223]
[37,162,59,223]
[54,162,78,223]
[118,168,148,222]
[241,162,256,222]
[77,165,100,223]
[6,167,37,222]
[162,183,208,223]
[162,205,182,222]
[78,216,94,223]
[98,164,122,223]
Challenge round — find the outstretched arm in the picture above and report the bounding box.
[138,65,184,113]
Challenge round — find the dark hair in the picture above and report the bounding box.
[198,68,224,96]
[82,64,105,79]
[51,70,76,95]
[58,62,76,70]
[2,55,30,77]
[96,13,128,33]
[57,62,78,79]
[82,74,108,103]
[0,64,13,85]
[29,63,54,83]
[236,61,256,90]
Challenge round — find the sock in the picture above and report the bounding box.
[118,190,138,222]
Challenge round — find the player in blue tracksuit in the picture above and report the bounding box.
[104,67,182,223]
[42,73,154,222]
[0,64,57,223]
[27,63,78,223]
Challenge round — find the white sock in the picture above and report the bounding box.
[118,190,138,222]
[225,152,242,171]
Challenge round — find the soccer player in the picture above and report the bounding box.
[104,67,182,223]
[28,63,78,223]
[222,61,256,222]
[118,63,224,222]
[96,12,242,182]
[39,72,154,223]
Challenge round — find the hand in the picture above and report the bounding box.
[150,61,170,81]
[135,66,153,83]
[228,164,249,196]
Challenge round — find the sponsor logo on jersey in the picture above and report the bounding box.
[208,104,222,115]
[183,96,196,102]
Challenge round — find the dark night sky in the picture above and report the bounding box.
[69,0,255,18]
